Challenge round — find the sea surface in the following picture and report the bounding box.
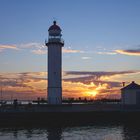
[0,123,140,140]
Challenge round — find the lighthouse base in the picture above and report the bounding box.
[48,87,62,104]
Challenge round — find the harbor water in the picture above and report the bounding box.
[0,123,140,140]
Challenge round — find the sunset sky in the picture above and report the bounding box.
[0,0,140,100]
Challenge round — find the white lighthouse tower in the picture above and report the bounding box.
[46,21,64,104]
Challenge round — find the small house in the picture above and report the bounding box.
[121,81,140,105]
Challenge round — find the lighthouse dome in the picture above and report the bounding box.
[48,21,62,37]
[48,21,61,31]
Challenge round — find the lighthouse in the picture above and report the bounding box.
[46,21,64,104]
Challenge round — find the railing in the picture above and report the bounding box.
[47,38,64,44]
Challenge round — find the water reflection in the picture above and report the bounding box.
[25,129,34,139]
[123,124,140,140]
[13,128,18,138]
[47,127,62,140]
[0,124,139,140]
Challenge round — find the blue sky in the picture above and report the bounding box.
[0,0,140,72]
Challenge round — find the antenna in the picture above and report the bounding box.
[52,17,58,23]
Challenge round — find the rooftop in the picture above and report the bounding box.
[121,81,140,90]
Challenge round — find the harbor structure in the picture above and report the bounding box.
[121,81,140,105]
[45,21,64,104]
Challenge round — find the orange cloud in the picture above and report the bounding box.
[19,42,43,48]
[116,49,140,56]
[63,80,120,99]
[31,49,47,55]
[0,43,84,55]
[0,45,19,52]
[31,48,83,55]
[62,48,83,53]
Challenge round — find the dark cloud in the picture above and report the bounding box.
[64,70,137,82]
[0,72,47,88]
[65,71,137,77]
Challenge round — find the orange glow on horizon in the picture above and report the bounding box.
[85,91,98,98]
[0,71,139,100]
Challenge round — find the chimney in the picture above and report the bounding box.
[122,82,125,87]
